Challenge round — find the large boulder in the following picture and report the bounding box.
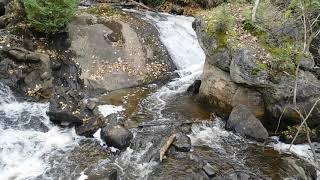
[199,60,265,118]
[194,18,320,132]
[173,132,191,152]
[46,111,83,127]
[100,125,133,150]
[226,105,269,141]
[67,7,174,92]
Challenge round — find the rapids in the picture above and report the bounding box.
[0,10,318,180]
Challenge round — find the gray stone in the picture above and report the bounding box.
[100,125,133,150]
[230,49,270,86]
[173,132,191,152]
[202,163,217,178]
[67,10,173,92]
[46,111,83,127]
[171,5,184,15]
[40,71,51,80]
[227,105,269,141]
[87,168,117,180]
[84,98,98,111]
[299,55,315,70]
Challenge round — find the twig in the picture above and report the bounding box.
[305,123,317,164]
[275,106,288,134]
[289,98,320,149]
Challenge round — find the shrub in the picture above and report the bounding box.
[24,0,79,33]
[205,5,235,47]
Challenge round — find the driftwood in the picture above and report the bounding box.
[136,120,213,129]
[159,134,176,162]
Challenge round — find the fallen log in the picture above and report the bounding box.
[159,134,176,162]
[136,120,213,129]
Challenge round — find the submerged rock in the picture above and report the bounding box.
[100,125,133,150]
[173,132,191,152]
[187,80,201,95]
[227,105,268,141]
[46,111,83,127]
[87,168,117,180]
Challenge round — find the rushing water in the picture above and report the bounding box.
[0,10,318,180]
[0,83,80,180]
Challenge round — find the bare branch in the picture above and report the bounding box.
[252,0,260,22]
[289,98,320,149]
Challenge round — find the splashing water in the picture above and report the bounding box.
[0,83,80,180]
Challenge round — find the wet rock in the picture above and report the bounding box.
[46,111,83,127]
[187,80,201,95]
[87,168,117,180]
[83,98,98,111]
[100,125,133,150]
[80,0,96,7]
[213,171,257,180]
[202,163,217,178]
[227,105,269,141]
[76,117,103,137]
[171,5,184,15]
[0,0,9,16]
[173,132,191,152]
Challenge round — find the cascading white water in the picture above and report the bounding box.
[0,83,80,180]
[108,10,207,179]
[125,10,206,120]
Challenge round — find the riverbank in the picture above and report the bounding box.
[0,0,319,179]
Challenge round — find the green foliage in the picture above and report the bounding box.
[206,5,235,47]
[269,43,305,74]
[24,0,79,33]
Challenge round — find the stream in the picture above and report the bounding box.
[0,10,318,180]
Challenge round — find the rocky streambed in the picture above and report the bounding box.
[0,3,319,180]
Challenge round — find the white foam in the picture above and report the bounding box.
[270,136,320,167]
[115,142,157,179]
[97,105,124,117]
[93,128,105,146]
[0,83,80,180]
[78,171,88,180]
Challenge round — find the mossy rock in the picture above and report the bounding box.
[280,125,319,144]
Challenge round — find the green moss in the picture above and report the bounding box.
[204,4,235,49]
[86,4,120,17]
